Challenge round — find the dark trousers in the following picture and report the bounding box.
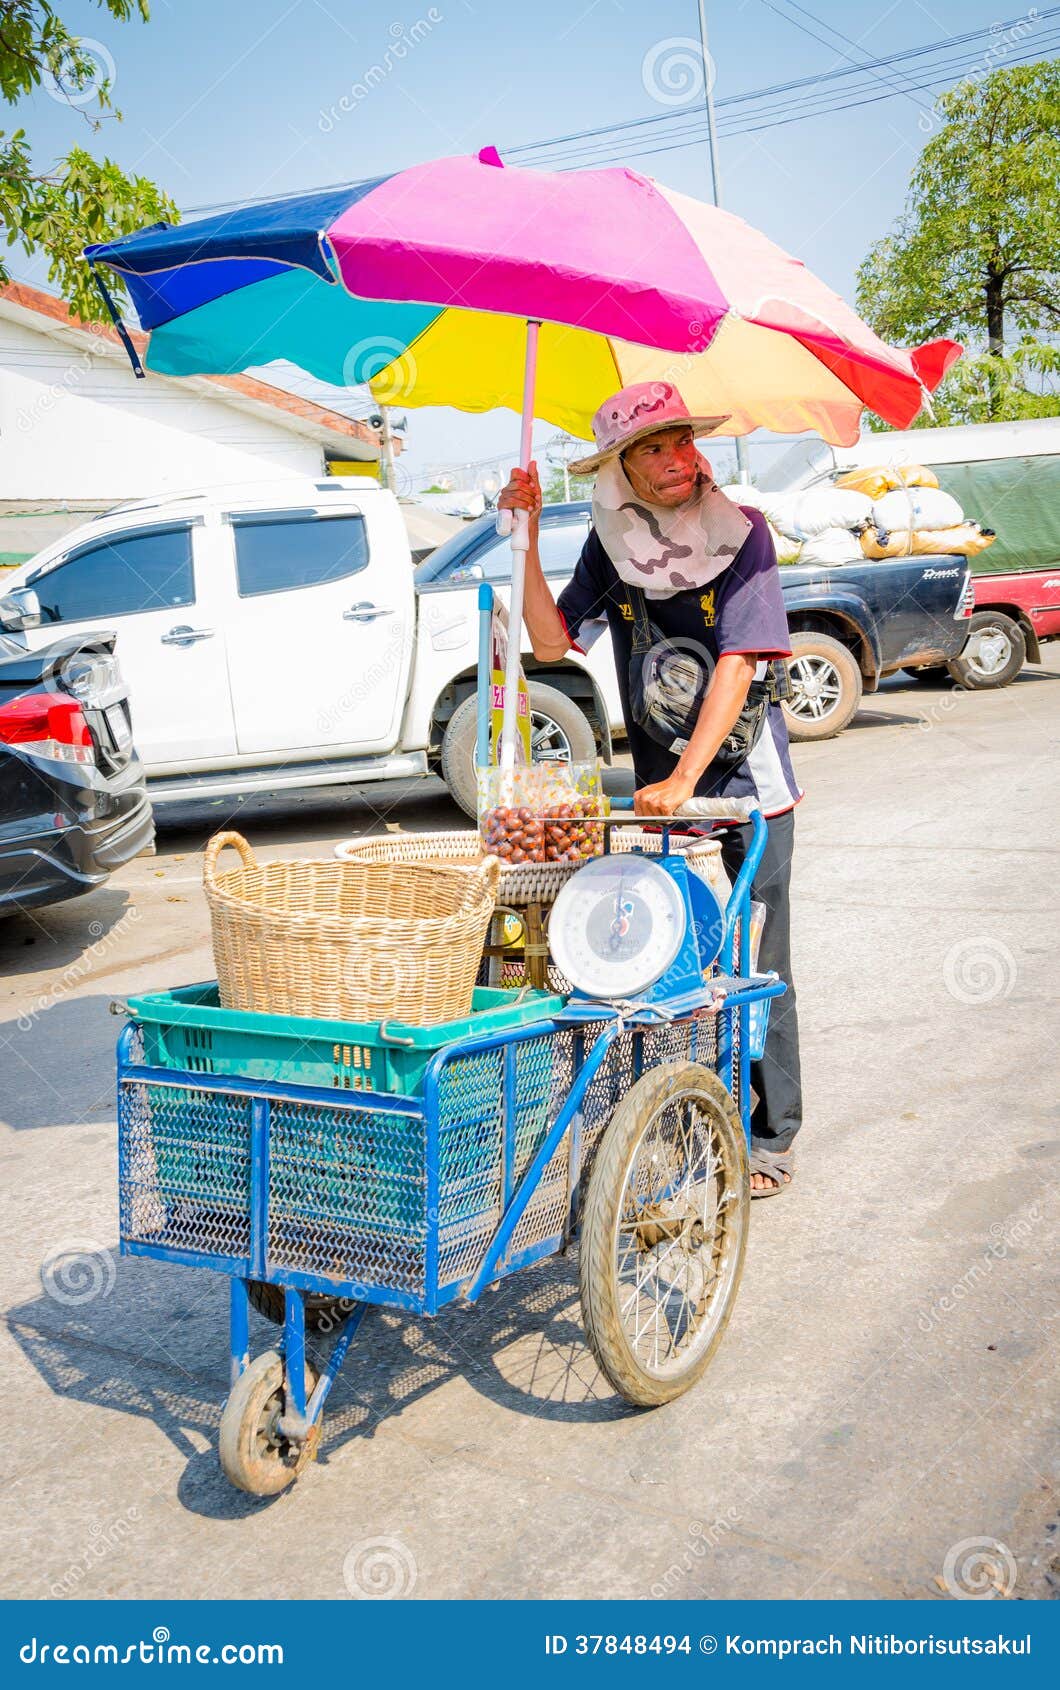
[718,808,802,1155]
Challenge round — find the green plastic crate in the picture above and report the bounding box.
[126,981,566,1097]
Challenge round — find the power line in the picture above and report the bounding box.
[505,9,1060,166]
[527,34,1060,169]
[177,10,1060,217]
[758,0,937,113]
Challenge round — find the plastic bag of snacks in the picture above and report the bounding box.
[478,762,606,865]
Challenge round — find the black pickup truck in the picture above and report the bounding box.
[777,552,973,740]
[420,503,974,750]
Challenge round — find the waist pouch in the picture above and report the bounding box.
[627,583,788,767]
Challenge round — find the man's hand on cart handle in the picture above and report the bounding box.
[634,770,697,817]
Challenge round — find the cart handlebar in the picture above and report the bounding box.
[606,796,768,966]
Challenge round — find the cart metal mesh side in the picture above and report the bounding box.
[117,1004,726,1311]
[267,1097,428,1296]
[435,1013,719,1291]
[119,1074,255,1268]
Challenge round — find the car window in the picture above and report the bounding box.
[482,520,590,581]
[433,519,590,586]
[231,510,369,597]
[29,524,195,623]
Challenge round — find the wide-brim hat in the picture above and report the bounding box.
[569,380,730,476]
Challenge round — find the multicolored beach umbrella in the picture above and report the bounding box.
[85,146,959,448]
[86,146,960,762]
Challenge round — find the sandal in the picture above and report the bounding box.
[749,1146,794,1199]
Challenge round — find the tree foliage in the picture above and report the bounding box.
[0,2,177,320]
[857,61,1060,425]
[542,464,594,504]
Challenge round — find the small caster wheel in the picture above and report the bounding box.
[219,1350,319,1496]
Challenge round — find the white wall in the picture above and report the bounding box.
[0,309,326,500]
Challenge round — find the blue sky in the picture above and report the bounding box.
[15,0,1054,485]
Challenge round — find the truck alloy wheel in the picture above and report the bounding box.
[782,632,863,741]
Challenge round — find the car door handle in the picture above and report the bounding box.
[343,603,393,622]
[161,625,215,646]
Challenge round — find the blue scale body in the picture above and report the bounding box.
[561,851,726,1014]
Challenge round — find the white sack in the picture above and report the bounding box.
[872,487,964,532]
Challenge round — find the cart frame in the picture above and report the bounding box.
[116,809,783,1478]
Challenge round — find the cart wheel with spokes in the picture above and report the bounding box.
[219,1350,319,1496]
[579,1062,749,1407]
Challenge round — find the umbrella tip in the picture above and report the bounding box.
[477,145,504,168]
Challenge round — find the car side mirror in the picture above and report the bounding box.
[0,587,42,631]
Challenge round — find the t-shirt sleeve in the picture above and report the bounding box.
[556,530,612,653]
[715,507,792,659]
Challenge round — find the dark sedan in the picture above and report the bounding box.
[0,588,154,916]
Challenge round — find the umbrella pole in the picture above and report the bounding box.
[498,317,541,772]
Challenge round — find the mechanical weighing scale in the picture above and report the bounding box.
[548,828,727,1014]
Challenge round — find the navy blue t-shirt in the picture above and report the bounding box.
[557,506,802,814]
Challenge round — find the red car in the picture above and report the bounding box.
[951,564,1060,689]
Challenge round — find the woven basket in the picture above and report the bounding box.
[204,830,500,1025]
[335,827,727,906]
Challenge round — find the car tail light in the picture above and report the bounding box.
[955,571,975,619]
[0,691,96,764]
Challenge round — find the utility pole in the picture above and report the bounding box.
[546,431,583,501]
[377,405,399,491]
[697,0,752,485]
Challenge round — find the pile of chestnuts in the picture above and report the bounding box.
[481,797,604,865]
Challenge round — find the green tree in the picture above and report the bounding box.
[856,60,1060,425]
[1,2,177,320]
[541,464,594,503]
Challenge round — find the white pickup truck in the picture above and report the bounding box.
[0,479,622,817]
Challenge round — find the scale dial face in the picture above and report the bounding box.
[548,855,687,1001]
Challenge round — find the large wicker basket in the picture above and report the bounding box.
[203,830,500,1025]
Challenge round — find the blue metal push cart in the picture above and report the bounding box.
[116,805,783,1495]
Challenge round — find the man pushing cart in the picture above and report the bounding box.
[498,382,803,1198]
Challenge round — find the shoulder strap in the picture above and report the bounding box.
[625,582,656,655]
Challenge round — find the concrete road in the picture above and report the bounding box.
[1,660,1057,1602]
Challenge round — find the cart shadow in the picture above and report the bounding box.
[7,1248,630,1519]
[0,994,126,1130]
